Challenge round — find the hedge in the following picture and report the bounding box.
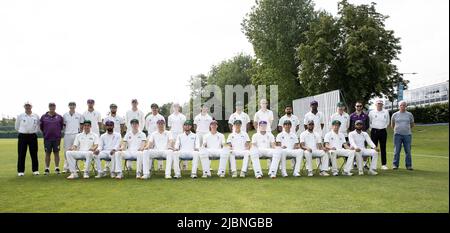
[389,102,449,124]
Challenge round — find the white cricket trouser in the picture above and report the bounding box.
[93,151,116,173]
[172,131,188,169]
[279,149,304,175]
[63,134,77,170]
[250,147,282,177]
[115,151,143,173]
[355,149,378,171]
[328,149,355,173]
[199,148,230,176]
[229,150,250,173]
[304,150,329,171]
[143,149,173,176]
[172,150,200,176]
[66,150,94,174]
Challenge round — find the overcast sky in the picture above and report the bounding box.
[0,0,448,118]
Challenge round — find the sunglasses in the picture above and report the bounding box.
[356,105,363,107]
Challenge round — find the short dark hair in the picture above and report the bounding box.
[151,103,159,108]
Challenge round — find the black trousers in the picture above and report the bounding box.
[370,128,387,165]
[17,133,39,173]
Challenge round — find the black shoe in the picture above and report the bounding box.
[44,168,50,175]
[406,167,414,171]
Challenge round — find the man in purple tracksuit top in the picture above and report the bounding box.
[40,102,64,175]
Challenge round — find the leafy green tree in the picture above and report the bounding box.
[242,0,317,111]
[297,0,407,112]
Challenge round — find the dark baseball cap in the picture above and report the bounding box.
[83,120,92,125]
[259,121,268,125]
[233,120,242,125]
[110,103,117,108]
[105,120,114,126]
[130,119,139,125]
[68,102,76,106]
[332,120,341,125]
[184,120,193,126]
[307,120,315,125]
[336,102,345,107]
[87,99,95,104]
[310,100,318,105]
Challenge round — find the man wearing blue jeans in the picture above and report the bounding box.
[391,100,415,170]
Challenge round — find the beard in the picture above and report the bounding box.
[107,128,114,133]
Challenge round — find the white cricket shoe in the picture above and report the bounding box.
[381,165,388,170]
[83,173,89,179]
[256,174,262,179]
[18,172,25,177]
[94,172,104,179]
[191,174,197,179]
[66,173,79,179]
[368,170,378,176]
[116,173,123,179]
[136,172,142,179]
[307,171,314,177]
[165,175,172,179]
[319,171,330,176]
[239,171,246,178]
[358,170,364,176]
[231,171,238,178]
[293,172,301,177]
[110,172,116,178]
[282,173,288,178]
[219,174,225,178]
[342,171,353,176]
[332,171,339,176]
[33,171,40,176]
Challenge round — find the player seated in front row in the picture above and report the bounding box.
[66,120,99,179]
[250,121,282,179]
[142,119,175,179]
[198,120,230,178]
[227,120,260,178]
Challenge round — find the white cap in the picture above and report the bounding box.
[24,101,32,107]
[375,99,384,105]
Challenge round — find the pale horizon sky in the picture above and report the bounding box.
[0,0,448,118]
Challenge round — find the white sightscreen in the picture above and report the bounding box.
[292,90,340,136]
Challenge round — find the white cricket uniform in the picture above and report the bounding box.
[348,130,378,171]
[95,132,121,173]
[63,112,84,170]
[368,109,390,130]
[324,131,355,173]
[329,112,350,137]
[125,109,145,132]
[66,132,99,174]
[250,132,281,177]
[199,132,230,176]
[227,131,258,176]
[143,130,174,177]
[278,115,300,132]
[254,109,274,131]
[15,113,40,134]
[299,130,328,171]
[228,112,250,132]
[116,131,147,174]
[193,113,213,145]
[168,112,187,168]
[173,132,201,176]
[144,113,165,134]
[276,131,304,175]
[303,111,325,138]
[83,110,102,136]
[168,112,186,138]
[103,114,125,134]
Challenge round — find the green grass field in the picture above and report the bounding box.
[0,125,448,213]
